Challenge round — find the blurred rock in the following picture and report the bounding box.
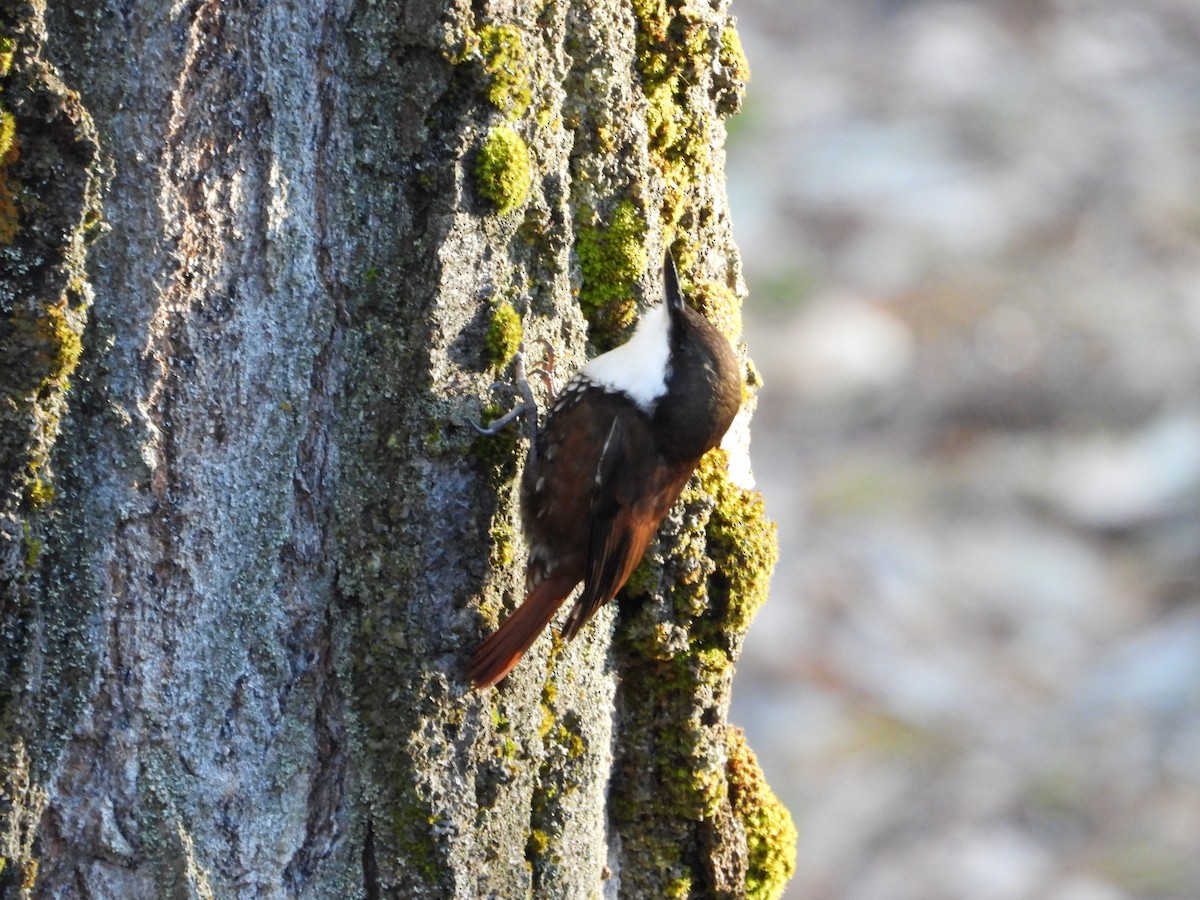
[727,0,1200,897]
[1046,414,1200,532]
[766,293,914,400]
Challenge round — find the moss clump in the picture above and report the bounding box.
[386,797,443,883]
[0,110,18,245]
[575,199,648,348]
[0,36,14,77]
[479,25,532,121]
[622,552,660,599]
[642,78,685,160]
[623,446,775,666]
[629,0,669,44]
[689,450,777,647]
[0,108,15,161]
[655,715,727,821]
[628,1,715,226]
[19,858,38,891]
[488,513,516,571]
[624,4,751,230]
[529,693,589,892]
[484,300,523,369]
[476,126,532,215]
[526,829,549,857]
[545,720,586,761]
[716,25,751,115]
[665,875,692,899]
[608,445,787,894]
[744,358,763,393]
[727,727,797,900]
[35,301,84,386]
[677,269,741,343]
[484,473,520,562]
[718,27,750,85]
[26,475,54,510]
[470,399,523,483]
[1,299,87,508]
[22,527,42,570]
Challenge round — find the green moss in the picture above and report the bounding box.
[574,199,648,348]
[484,300,523,369]
[0,39,12,84]
[665,875,693,899]
[527,682,593,892]
[389,801,443,882]
[691,450,778,645]
[489,705,507,730]
[642,78,682,157]
[26,475,54,510]
[546,721,586,760]
[727,727,797,900]
[22,532,41,571]
[625,2,735,229]
[344,674,451,889]
[620,449,777,669]
[609,445,788,894]
[476,125,532,215]
[0,36,14,78]
[719,27,750,85]
[0,111,18,245]
[716,25,751,115]
[682,275,741,343]
[448,22,532,121]
[1,300,87,507]
[609,670,726,880]
[538,705,556,743]
[488,511,516,570]
[526,829,549,857]
[622,554,659,599]
[36,301,84,386]
[479,25,532,121]
[421,420,450,455]
[657,717,727,821]
[629,0,668,41]
[470,399,522,480]
[612,830,691,897]
[0,108,15,162]
[744,358,762,392]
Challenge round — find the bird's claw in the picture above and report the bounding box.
[472,351,539,437]
[528,338,557,397]
[471,402,529,435]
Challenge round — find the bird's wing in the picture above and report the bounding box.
[561,417,685,641]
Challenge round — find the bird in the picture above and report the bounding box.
[467,251,742,688]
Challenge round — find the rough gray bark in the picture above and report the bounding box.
[0,0,792,897]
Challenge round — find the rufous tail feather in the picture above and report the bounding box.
[467,574,577,688]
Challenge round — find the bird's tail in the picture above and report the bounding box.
[466,574,577,688]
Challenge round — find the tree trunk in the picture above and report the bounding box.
[0,0,793,897]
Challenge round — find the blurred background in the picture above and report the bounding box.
[724,1,1200,897]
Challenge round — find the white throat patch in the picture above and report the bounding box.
[580,302,671,411]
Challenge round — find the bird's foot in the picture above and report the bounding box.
[526,338,557,398]
[472,351,539,437]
